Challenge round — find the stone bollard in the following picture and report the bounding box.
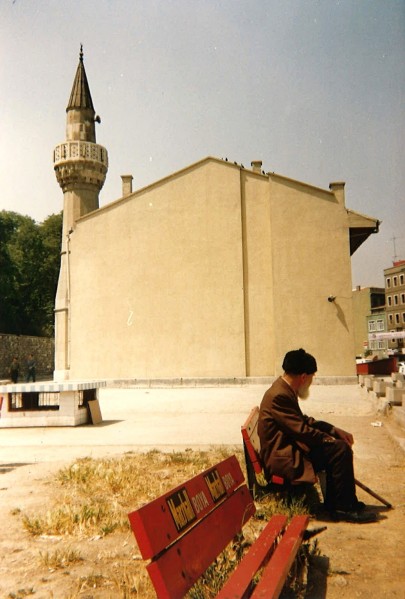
[364,376,375,391]
[373,379,387,397]
[386,386,404,406]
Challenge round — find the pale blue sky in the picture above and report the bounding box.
[1,0,404,287]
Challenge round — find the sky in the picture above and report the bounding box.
[1,0,404,288]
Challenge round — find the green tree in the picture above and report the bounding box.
[0,210,62,336]
[39,213,63,336]
[0,212,21,333]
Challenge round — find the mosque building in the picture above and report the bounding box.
[53,49,380,381]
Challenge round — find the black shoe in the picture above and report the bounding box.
[334,509,377,523]
[353,500,366,512]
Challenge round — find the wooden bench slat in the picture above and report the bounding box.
[146,485,255,599]
[250,515,310,599]
[129,455,245,559]
[215,514,288,599]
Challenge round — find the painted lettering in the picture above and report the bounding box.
[222,472,236,491]
[204,469,226,502]
[191,491,210,514]
[166,488,196,532]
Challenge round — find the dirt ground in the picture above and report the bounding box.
[1,389,405,599]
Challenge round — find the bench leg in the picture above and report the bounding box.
[243,441,257,495]
[250,515,309,599]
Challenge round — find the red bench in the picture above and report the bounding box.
[128,455,309,598]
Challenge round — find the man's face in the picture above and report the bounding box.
[297,373,314,400]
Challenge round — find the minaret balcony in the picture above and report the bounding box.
[53,141,108,168]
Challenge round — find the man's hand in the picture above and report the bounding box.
[334,426,354,447]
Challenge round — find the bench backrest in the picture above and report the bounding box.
[242,406,286,488]
[241,406,262,475]
[128,455,255,599]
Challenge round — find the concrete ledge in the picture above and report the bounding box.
[0,380,107,393]
[105,376,358,388]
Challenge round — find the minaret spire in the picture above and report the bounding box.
[67,45,95,116]
[53,48,109,380]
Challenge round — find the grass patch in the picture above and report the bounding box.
[22,448,238,538]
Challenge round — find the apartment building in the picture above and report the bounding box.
[384,260,405,353]
[353,286,386,357]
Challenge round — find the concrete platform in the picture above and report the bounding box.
[0,380,106,427]
[0,383,395,465]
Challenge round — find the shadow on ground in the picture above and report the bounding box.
[0,462,32,475]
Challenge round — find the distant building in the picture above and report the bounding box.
[384,260,405,354]
[367,311,387,356]
[53,50,380,381]
[352,287,386,357]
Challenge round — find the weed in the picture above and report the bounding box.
[39,547,83,569]
[8,589,35,599]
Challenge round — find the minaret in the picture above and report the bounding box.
[53,47,108,380]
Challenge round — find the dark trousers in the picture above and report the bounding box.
[26,368,36,382]
[309,440,357,511]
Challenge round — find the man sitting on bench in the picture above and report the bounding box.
[258,348,377,524]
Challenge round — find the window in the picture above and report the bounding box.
[393,276,398,286]
[388,296,392,306]
[394,295,399,305]
[400,274,404,285]
[368,321,376,332]
[378,340,385,349]
[401,293,405,304]
[387,278,391,288]
[389,314,393,325]
[395,313,400,324]
[377,320,384,331]
[9,392,59,411]
[403,313,405,324]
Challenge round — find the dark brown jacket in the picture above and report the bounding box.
[258,377,335,484]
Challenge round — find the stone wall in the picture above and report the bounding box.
[0,334,54,381]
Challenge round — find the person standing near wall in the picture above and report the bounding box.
[26,354,36,382]
[9,357,19,383]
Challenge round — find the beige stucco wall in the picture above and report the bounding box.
[64,158,357,379]
[267,175,355,376]
[68,160,247,378]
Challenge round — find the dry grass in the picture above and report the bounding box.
[22,447,238,538]
[15,447,318,598]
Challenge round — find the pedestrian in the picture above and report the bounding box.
[9,357,19,383]
[258,348,377,523]
[26,354,36,382]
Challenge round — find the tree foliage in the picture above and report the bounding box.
[0,210,62,336]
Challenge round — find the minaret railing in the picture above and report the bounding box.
[54,141,108,167]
